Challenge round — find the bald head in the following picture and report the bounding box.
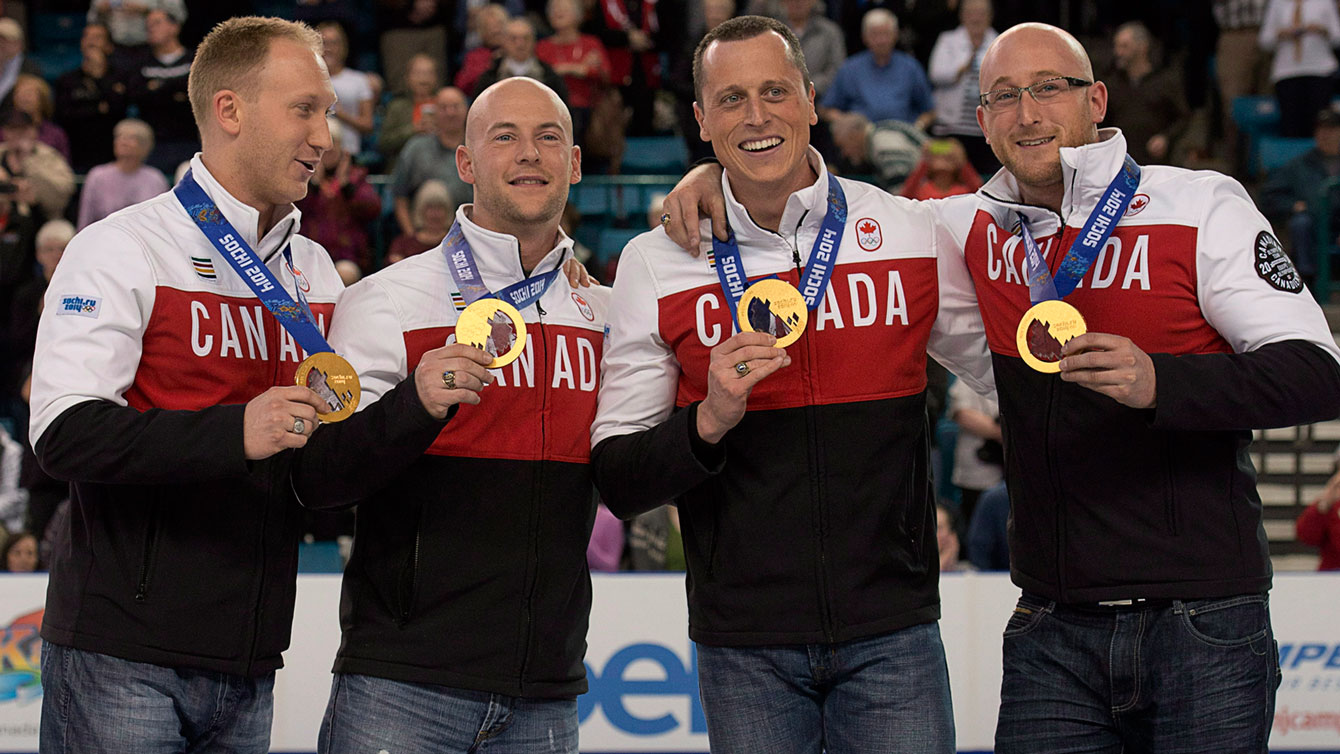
[466,77,573,146]
[980,22,1093,92]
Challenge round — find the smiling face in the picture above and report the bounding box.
[694,31,817,202]
[976,24,1105,203]
[233,38,336,210]
[457,78,580,234]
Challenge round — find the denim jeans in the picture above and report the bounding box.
[318,673,578,754]
[995,593,1281,754]
[39,641,274,754]
[695,622,955,754]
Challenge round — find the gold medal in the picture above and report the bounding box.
[295,351,361,422]
[738,278,807,348]
[457,299,528,368]
[1016,300,1086,373]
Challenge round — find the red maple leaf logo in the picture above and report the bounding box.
[859,220,877,235]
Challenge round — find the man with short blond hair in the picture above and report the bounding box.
[32,16,345,753]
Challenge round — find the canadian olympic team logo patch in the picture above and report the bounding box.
[1126,194,1150,216]
[856,218,882,251]
[1254,231,1304,294]
[572,292,595,321]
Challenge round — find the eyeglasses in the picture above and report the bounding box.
[978,76,1094,112]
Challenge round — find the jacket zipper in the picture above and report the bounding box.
[518,303,548,686]
[134,512,160,602]
[399,525,422,626]
[246,493,270,673]
[790,219,835,642]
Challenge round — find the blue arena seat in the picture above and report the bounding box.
[621,136,689,174]
[1258,135,1315,175]
[32,13,84,46]
[597,226,645,262]
[1233,96,1281,175]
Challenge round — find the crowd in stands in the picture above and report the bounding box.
[3,0,1340,572]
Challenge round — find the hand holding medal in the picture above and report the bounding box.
[696,332,791,445]
[413,342,497,418]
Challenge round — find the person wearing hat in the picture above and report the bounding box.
[0,18,41,111]
[1260,106,1340,281]
[126,5,198,173]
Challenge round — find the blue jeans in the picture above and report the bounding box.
[318,673,578,753]
[39,641,274,754]
[696,622,955,753]
[995,593,1281,754]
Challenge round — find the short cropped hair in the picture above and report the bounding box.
[113,118,155,151]
[692,15,811,102]
[36,219,75,250]
[187,16,323,132]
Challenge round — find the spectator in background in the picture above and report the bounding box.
[0,19,40,111]
[377,0,449,105]
[1260,0,1340,137]
[829,112,927,189]
[1297,462,1340,570]
[947,376,1002,551]
[936,504,962,572]
[927,0,998,174]
[387,178,455,264]
[319,22,378,158]
[87,0,187,50]
[823,10,935,133]
[1103,22,1189,165]
[1259,106,1340,281]
[8,76,70,163]
[587,0,671,136]
[476,19,572,102]
[391,86,471,237]
[126,7,196,173]
[669,0,736,164]
[782,0,845,99]
[55,23,129,173]
[297,118,381,282]
[378,53,440,166]
[77,119,169,230]
[900,136,981,200]
[0,425,26,536]
[539,0,612,147]
[1214,0,1268,168]
[2,530,37,572]
[0,163,37,334]
[0,111,75,226]
[587,505,625,572]
[966,482,1010,571]
[455,3,510,96]
[7,220,71,389]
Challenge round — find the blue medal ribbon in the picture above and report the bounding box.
[441,219,562,311]
[173,169,333,357]
[711,173,847,330]
[1019,155,1141,305]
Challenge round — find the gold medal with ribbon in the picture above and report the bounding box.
[1015,300,1086,373]
[457,299,528,368]
[738,279,807,348]
[295,351,361,422]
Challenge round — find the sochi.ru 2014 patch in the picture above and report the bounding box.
[1254,231,1304,294]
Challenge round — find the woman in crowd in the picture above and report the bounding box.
[77,119,168,230]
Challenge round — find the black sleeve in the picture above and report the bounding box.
[290,373,453,510]
[591,401,725,519]
[35,400,250,484]
[1151,339,1340,431]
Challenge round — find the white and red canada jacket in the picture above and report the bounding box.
[591,149,994,646]
[28,156,344,676]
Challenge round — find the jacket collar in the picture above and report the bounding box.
[452,204,574,290]
[978,128,1132,234]
[187,154,302,263]
[720,147,833,247]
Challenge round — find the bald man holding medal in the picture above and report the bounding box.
[591,16,992,753]
[291,76,607,753]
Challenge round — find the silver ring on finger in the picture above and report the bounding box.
[292,417,306,435]
[442,370,456,390]
[734,361,751,377]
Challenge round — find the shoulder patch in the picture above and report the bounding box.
[1253,231,1304,294]
[855,218,883,251]
[56,294,101,318]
